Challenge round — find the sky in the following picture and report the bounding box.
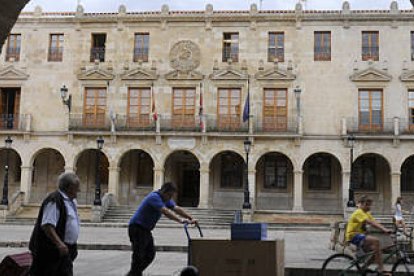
[23,0,413,13]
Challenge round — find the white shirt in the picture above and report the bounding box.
[41,190,80,245]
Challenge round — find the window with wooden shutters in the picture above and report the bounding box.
[5,34,21,62]
[362,31,379,61]
[268,32,284,62]
[172,88,196,128]
[352,157,376,191]
[83,88,107,128]
[314,31,331,61]
[409,90,414,131]
[263,88,287,131]
[127,88,150,127]
[222,33,239,62]
[90,33,106,62]
[48,34,64,62]
[411,31,414,61]
[264,155,288,189]
[133,33,149,62]
[359,89,383,131]
[0,88,20,129]
[308,155,331,190]
[218,88,241,130]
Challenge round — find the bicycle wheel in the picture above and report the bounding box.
[321,253,362,276]
[391,258,411,275]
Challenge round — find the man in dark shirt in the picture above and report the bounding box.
[127,182,197,276]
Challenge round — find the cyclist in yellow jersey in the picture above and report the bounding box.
[345,196,392,275]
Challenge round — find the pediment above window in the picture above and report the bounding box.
[210,68,248,80]
[0,65,29,80]
[121,67,158,80]
[77,67,114,80]
[350,67,392,82]
[255,67,296,81]
[400,70,414,82]
[165,70,204,80]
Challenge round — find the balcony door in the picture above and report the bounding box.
[263,88,287,131]
[358,89,383,132]
[83,88,107,128]
[218,88,241,130]
[172,88,196,128]
[0,88,20,129]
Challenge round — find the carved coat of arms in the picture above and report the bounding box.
[169,40,201,72]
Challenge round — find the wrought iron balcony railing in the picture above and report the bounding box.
[115,114,156,131]
[346,117,394,135]
[255,116,298,134]
[69,113,111,131]
[206,114,248,133]
[160,114,201,132]
[0,114,28,131]
[90,47,105,62]
[48,47,63,61]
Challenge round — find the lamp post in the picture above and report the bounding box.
[294,86,302,118]
[1,136,13,206]
[243,139,251,209]
[93,136,104,206]
[60,84,72,112]
[347,134,356,208]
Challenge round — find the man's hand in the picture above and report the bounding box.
[383,228,392,234]
[181,218,198,225]
[57,243,69,256]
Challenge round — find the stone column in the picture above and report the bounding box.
[20,166,33,204]
[248,169,256,210]
[293,170,303,211]
[391,171,401,210]
[198,167,210,208]
[153,167,164,190]
[342,170,355,220]
[108,166,120,197]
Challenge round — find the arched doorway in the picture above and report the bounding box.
[401,155,414,207]
[209,151,245,209]
[75,149,109,205]
[30,149,65,203]
[164,151,200,207]
[351,153,391,214]
[119,149,154,206]
[302,153,342,212]
[0,148,21,203]
[255,152,294,210]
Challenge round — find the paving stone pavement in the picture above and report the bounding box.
[0,224,333,275]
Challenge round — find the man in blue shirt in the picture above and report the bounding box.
[127,182,197,276]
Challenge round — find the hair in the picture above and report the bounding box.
[160,182,177,194]
[396,197,402,205]
[58,172,80,192]
[358,195,373,205]
[180,266,199,276]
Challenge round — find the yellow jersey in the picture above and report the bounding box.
[345,208,375,242]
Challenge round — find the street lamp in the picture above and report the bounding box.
[293,85,302,118]
[1,136,13,206]
[347,134,356,208]
[60,84,72,112]
[243,139,251,209]
[93,136,104,206]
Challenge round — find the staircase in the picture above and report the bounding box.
[102,205,237,228]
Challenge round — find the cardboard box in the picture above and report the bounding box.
[231,223,267,240]
[190,239,284,276]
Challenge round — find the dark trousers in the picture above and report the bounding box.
[29,243,77,276]
[127,224,155,276]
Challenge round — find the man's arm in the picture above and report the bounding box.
[41,224,69,255]
[173,206,197,224]
[366,219,391,233]
[161,207,188,224]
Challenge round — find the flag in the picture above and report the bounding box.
[242,80,250,122]
[199,83,204,129]
[151,84,158,121]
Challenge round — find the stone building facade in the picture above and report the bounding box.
[0,1,414,215]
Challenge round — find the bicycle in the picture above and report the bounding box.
[321,229,412,275]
